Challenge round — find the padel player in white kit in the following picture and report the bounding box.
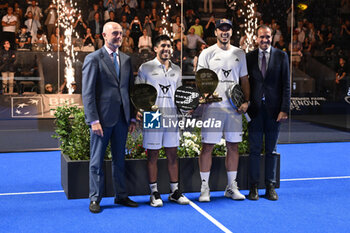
[196,19,250,202]
[136,35,189,207]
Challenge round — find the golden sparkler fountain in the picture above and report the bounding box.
[54,0,79,94]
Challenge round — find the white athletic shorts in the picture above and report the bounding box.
[143,129,180,149]
[201,105,242,144]
[143,116,180,149]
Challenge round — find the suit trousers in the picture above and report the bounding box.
[248,101,280,185]
[89,107,129,202]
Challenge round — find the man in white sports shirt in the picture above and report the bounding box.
[196,19,250,202]
[136,35,189,207]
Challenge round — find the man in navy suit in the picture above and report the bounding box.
[82,22,138,213]
[246,25,290,201]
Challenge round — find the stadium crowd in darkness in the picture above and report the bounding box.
[0,0,349,93]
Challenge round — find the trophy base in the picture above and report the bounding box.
[199,97,222,104]
[139,105,158,113]
[151,105,159,111]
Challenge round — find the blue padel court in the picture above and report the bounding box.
[1,142,350,233]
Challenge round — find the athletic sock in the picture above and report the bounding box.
[200,172,210,186]
[170,182,179,193]
[149,182,158,194]
[227,171,237,186]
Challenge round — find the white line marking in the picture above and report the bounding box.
[0,176,349,196]
[189,201,232,233]
[281,176,350,181]
[0,190,64,196]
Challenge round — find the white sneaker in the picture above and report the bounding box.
[199,184,210,202]
[224,181,246,200]
[150,192,163,207]
[168,190,190,205]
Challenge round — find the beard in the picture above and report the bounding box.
[160,50,170,60]
[108,38,121,50]
[218,37,230,45]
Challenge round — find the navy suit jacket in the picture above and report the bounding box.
[82,46,134,127]
[246,47,290,119]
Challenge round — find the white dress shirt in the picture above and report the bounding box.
[104,45,120,66]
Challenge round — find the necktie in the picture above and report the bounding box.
[261,51,266,78]
[113,52,120,80]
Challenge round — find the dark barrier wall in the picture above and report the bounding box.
[15,51,155,95]
[15,51,86,94]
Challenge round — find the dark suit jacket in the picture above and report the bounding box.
[246,47,290,119]
[82,46,134,127]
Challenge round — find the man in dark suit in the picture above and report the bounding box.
[246,25,290,201]
[82,22,138,213]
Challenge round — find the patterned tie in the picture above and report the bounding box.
[261,51,267,78]
[113,52,120,80]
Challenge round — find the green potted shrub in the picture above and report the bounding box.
[53,104,279,199]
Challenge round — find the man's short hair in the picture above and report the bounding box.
[37,29,43,35]
[256,25,272,35]
[154,35,171,47]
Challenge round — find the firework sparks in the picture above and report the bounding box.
[54,0,79,94]
[243,1,258,52]
[160,0,172,39]
[228,0,257,52]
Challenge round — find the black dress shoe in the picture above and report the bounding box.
[89,201,101,213]
[114,197,138,207]
[247,184,259,200]
[265,183,278,201]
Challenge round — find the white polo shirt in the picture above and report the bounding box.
[136,57,181,115]
[197,44,248,107]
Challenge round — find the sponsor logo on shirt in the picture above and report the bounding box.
[222,69,232,78]
[159,84,171,94]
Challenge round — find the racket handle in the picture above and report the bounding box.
[244,113,251,122]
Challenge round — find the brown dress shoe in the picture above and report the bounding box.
[89,201,101,213]
[265,183,278,201]
[247,184,259,200]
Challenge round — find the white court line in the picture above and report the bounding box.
[0,176,349,196]
[0,176,349,233]
[281,176,350,181]
[0,190,64,196]
[187,175,350,233]
[189,201,232,233]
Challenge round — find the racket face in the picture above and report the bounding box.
[227,84,245,110]
[195,69,219,95]
[175,86,200,112]
[130,84,157,111]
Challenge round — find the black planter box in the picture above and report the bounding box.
[61,153,280,199]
